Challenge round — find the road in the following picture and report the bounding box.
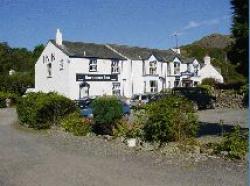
[0,108,247,186]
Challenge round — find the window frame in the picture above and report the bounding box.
[89,58,97,72]
[47,63,52,78]
[149,61,157,75]
[149,80,158,93]
[174,62,180,75]
[112,82,121,96]
[111,60,119,74]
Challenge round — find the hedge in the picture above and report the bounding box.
[16,92,77,129]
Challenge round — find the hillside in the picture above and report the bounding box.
[192,33,234,49]
[180,33,245,83]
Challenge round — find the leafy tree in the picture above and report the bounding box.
[228,0,249,77]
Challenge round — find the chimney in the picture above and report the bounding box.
[56,29,63,46]
[204,55,211,65]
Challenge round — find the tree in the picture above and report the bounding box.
[228,0,249,77]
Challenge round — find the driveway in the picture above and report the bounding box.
[0,108,247,186]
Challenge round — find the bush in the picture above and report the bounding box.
[112,118,142,138]
[143,95,199,144]
[240,84,249,107]
[216,125,248,159]
[92,96,123,135]
[0,92,17,108]
[16,92,77,129]
[61,112,92,136]
[197,84,214,95]
[201,78,217,87]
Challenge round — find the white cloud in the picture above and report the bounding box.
[184,21,201,30]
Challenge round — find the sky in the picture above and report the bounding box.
[0,0,232,50]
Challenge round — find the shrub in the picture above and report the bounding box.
[143,95,199,144]
[201,78,217,87]
[16,92,77,129]
[240,84,249,107]
[112,118,142,138]
[91,96,123,135]
[0,92,17,108]
[197,84,214,95]
[61,112,92,136]
[216,125,248,159]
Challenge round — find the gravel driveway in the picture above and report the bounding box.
[0,108,247,186]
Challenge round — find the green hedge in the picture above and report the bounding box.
[143,95,199,144]
[92,96,123,135]
[16,92,77,129]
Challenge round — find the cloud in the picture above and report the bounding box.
[184,21,201,30]
[183,18,220,30]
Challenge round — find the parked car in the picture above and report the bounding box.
[130,93,154,108]
[76,98,131,118]
[172,87,216,110]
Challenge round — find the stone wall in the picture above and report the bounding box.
[215,89,245,109]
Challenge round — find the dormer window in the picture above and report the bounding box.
[89,59,97,72]
[111,60,119,73]
[174,62,180,75]
[149,61,157,75]
[47,63,52,78]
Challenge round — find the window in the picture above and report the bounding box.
[89,59,97,72]
[174,62,180,74]
[51,53,55,61]
[167,63,171,75]
[193,64,199,76]
[47,63,52,77]
[149,61,157,75]
[111,60,119,73]
[112,82,120,96]
[174,80,180,87]
[59,59,64,70]
[150,81,157,93]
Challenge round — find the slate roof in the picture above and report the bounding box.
[182,57,196,64]
[108,44,178,62]
[50,40,191,63]
[50,40,125,60]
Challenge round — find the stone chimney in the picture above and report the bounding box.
[56,29,62,46]
[204,55,211,65]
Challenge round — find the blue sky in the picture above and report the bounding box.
[0,0,232,50]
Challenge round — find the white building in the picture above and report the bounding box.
[35,29,223,100]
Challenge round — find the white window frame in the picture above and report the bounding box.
[167,62,171,75]
[174,62,180,75]
[47,63,52,78]
[149,80,157,93]
[59,59,64,70]
[89,59,97,72]
[111,60,119,74]
[112,82,120,96]
[149,61,157,75]
[51,53,55,62]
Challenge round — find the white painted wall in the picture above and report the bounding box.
[199,63,224,83]
[35,41,70,98]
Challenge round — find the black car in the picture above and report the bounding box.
[172,87,216,110]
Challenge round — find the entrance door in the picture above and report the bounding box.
[79,82,90,99]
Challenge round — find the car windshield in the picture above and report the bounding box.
[141,95,147,100]
[131,95,139,100]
